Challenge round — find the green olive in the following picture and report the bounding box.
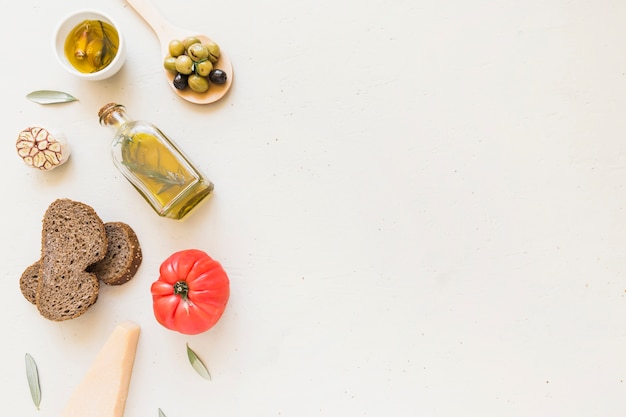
[175,55,194,75]
[163,56,177,73]
[168,40,185,57]
[187,43,209,62]
[205,42,221,64]
[194,60,213,77]
[188,74,209,93]
[182,37,201,50]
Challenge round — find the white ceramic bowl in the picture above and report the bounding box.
[53,9,126,81]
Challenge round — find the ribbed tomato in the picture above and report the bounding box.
[151,249,230,335]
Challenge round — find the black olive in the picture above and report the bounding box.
[173,73,189,90]
[209,69,227,85]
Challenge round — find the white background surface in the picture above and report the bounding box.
[4,0,626,416]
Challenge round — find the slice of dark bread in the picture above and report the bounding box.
[87,222,142,285]
[20,222,142,304]
[35,199,107,321]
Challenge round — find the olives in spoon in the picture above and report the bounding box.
[125,0,233,104]
[164,37,228,94]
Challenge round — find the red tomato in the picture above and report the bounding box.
[151,249,230,335]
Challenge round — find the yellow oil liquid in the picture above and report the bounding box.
[64,19,119,73]
[120,132,213,219]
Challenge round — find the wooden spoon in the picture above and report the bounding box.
[125,0,233,104]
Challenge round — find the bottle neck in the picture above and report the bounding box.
[99,104,130,129]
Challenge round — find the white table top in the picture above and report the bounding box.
[5,0,626,415]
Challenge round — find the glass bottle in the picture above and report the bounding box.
[98,103,214,220]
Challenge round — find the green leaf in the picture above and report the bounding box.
[158,408,166,417]
[25,353,41,409]
[186,343,211,380]
[26,90,78,104]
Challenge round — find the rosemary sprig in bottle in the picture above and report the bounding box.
[120,134,188,195]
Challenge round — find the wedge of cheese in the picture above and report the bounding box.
[60,321,140,417]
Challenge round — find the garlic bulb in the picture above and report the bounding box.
[16,127,71,170]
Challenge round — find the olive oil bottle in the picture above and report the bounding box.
[98,103,213,220]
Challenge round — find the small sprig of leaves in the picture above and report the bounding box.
[25,353,41,409]
[94,20,117,71]
[120,135,189,195]
[121,160,188,194]
[186,343,211,380]
[26,90,78,104]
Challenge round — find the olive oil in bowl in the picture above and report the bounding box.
[54,10,126,80]
[64,19,119,73]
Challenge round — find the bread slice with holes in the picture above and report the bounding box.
[35,198,107,321]
[20,222,142,305]
[19,261,40,305]
[87,222,142,285]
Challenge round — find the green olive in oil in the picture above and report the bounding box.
[64,19,119,73]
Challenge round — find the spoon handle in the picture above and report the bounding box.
[125,0,181,45]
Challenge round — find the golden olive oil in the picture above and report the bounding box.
[120,132,196,206]
[64,19,119,73]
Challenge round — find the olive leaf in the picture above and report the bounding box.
[186,343,211,380]
[158,408,167,417]
[25,353,41,409]
[26,90,78,104]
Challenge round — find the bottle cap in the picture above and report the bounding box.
[98,103,124,125]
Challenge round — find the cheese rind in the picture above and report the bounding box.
[60,321,140,417]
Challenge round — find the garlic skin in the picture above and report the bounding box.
[16,127,71,170]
